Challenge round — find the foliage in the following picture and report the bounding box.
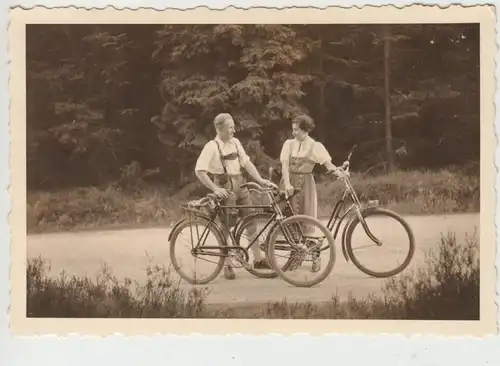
[27,168,479,233]
[27,231,479,320]
[27,257,208,318]
[27,24,479,190]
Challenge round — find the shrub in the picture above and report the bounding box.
[316,168,479,216]
[381,230,479,320]
[27,185,184,233]
[27,231,479,320]
[27,169,480,233]
[27,257,209,318]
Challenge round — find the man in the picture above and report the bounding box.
[195,113,278,280]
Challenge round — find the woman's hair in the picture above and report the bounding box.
[292,114,315,133]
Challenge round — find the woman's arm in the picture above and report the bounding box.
[280,140,292,187]
[323,160,338,171]
[312,141,337,171]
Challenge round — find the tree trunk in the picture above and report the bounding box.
[179,163,185,186]
[383,25,395,172]
[316,44,326,142]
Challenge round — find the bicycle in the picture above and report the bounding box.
[168,182,336,287]
[319,144,416,278]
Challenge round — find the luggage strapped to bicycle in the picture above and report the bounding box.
[180,196,215,222]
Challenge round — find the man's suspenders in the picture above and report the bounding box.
[214,139,229,176]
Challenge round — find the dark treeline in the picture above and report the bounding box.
[26,24,479,190]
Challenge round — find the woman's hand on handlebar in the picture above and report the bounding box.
[284,183,295,198]
[328,166,349,178]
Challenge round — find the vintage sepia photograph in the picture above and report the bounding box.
[8,5,496,335]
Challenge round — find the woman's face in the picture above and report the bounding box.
[292,123,308,141]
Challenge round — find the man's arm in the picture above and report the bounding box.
[194,141,229,196]
[196,170,231,199]
[195,170,220,192]
[234,138,275,187]
[242,160,267,185]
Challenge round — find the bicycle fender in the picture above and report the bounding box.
[341,214,357,262]
[340,206,381,262]
[167,211,216,242]
[234,210,267,237]
[360,206,381,214]
[168,218,189,242]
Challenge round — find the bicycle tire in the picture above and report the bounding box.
[233,211,279,279]
[266,214,336,288]
[169,217,228,285]
[233,210,271,240]
[345,207,415,278]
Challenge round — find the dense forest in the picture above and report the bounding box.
[26,23,480,191]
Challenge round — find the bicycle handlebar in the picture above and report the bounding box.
[185,144,359,209]
[241,181,302,198]
[326,143,357,180]
[184,180,301,210]
[240,181,278,192]
[346,143,357,162]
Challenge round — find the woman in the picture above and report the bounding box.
[279,115,342,272]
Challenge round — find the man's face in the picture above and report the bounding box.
[217,118,235,140]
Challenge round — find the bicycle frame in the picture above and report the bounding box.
[178,185,301,264]
[326,176,364,238]
[174,142,390,268]
[324,173,384,264]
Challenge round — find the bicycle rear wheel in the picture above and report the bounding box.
[234,211,278,279]
[266,214,336,288]
[345,207,415,278]
[169,217,227,285]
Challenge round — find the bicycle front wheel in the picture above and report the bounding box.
[345,207,415,278]
[266,214,336,288]
[169,217,228,285]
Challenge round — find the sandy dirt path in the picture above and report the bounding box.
[27,212,479,304]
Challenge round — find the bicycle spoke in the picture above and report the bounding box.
[267,215,336,288]
[345,208,415,278]
[170,218,226,285]
[234,212,279,278]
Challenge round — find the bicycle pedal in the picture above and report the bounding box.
[228,260,244,269]
[229,252,250,269]
[286,258,302,271]
[284,251,306,271]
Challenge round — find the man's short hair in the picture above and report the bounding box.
[214,113,233,129]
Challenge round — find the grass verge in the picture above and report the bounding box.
[27,230,479,320]
[27,168,479,234]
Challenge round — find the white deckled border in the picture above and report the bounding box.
[2,1,499,365]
